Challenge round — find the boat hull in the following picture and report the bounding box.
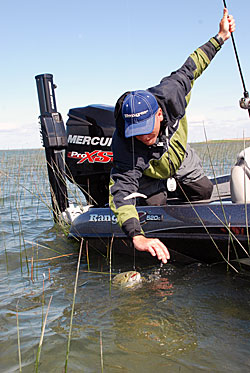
[69,202,250,264]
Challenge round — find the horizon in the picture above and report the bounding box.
[2,137,250,152]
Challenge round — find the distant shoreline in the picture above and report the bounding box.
[192,138,250,145]
[1,138,250,151]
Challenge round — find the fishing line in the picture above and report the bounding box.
[131,135,137,271]
[222,0,250,117]
[124,0,137,270]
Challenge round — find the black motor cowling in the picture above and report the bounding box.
[65,105,115,206]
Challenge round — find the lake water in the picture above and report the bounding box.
[1,142,250,372]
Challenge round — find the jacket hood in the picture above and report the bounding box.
[114,91,131,137]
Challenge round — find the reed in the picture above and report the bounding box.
[16,206,30,275]
[203,127,239,261]
[208,209,250,258]
[16,302,22,373]
[64,238,83,372]
[41,273,45,331]
[3,233,9,274]
[0,151,55,282]
[31,257,34,283]
[177,181,239,273]
[28,253,75,262]
[100,330,104,372]
[108,235,114,293]
[35,295,53,372]
[202,127,248,268]
[86,240,90,271]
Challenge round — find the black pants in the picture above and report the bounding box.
[138,176,213,206]
[169,175,213,201]
[137,145,213,206]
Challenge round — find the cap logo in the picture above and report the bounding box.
[124,109,149,118]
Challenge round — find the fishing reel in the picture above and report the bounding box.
[239,96,250,110]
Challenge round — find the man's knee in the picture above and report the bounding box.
[178,176,213,201]
[145,190,168,206]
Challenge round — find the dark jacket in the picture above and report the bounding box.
[109,37,222,239]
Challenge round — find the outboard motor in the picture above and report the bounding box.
[65,105,115,206]
[230,147,250,203]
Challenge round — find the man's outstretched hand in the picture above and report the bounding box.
[132,235,170,264]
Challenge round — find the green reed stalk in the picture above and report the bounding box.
[227,222,231,272]
[1,169,52,215]
[177,182,239,272]
[37,247,40,280]
[9,199,15,236]
[35,295,53,372]
[3,233,9,274]
[63,160,98,205]
[16,208,23,273]
[31,257,34,283]
[86,240,90,271]
[203,125,240,264]
[109,235,114,293]
[208,208,250,258]
[25,240,64,256]
[16,303,22,372]
[41,274,45,331]
[65,239,83,372]
[100,331,104,372]
[16,206,30,275]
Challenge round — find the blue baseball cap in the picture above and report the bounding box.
[122,90,159,138]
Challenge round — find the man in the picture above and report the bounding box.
[109,9,235,264]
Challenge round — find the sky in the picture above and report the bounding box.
[1,0,250,149]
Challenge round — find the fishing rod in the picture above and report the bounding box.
[222,0,250,117]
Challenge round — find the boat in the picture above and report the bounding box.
[35,74,250,266]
